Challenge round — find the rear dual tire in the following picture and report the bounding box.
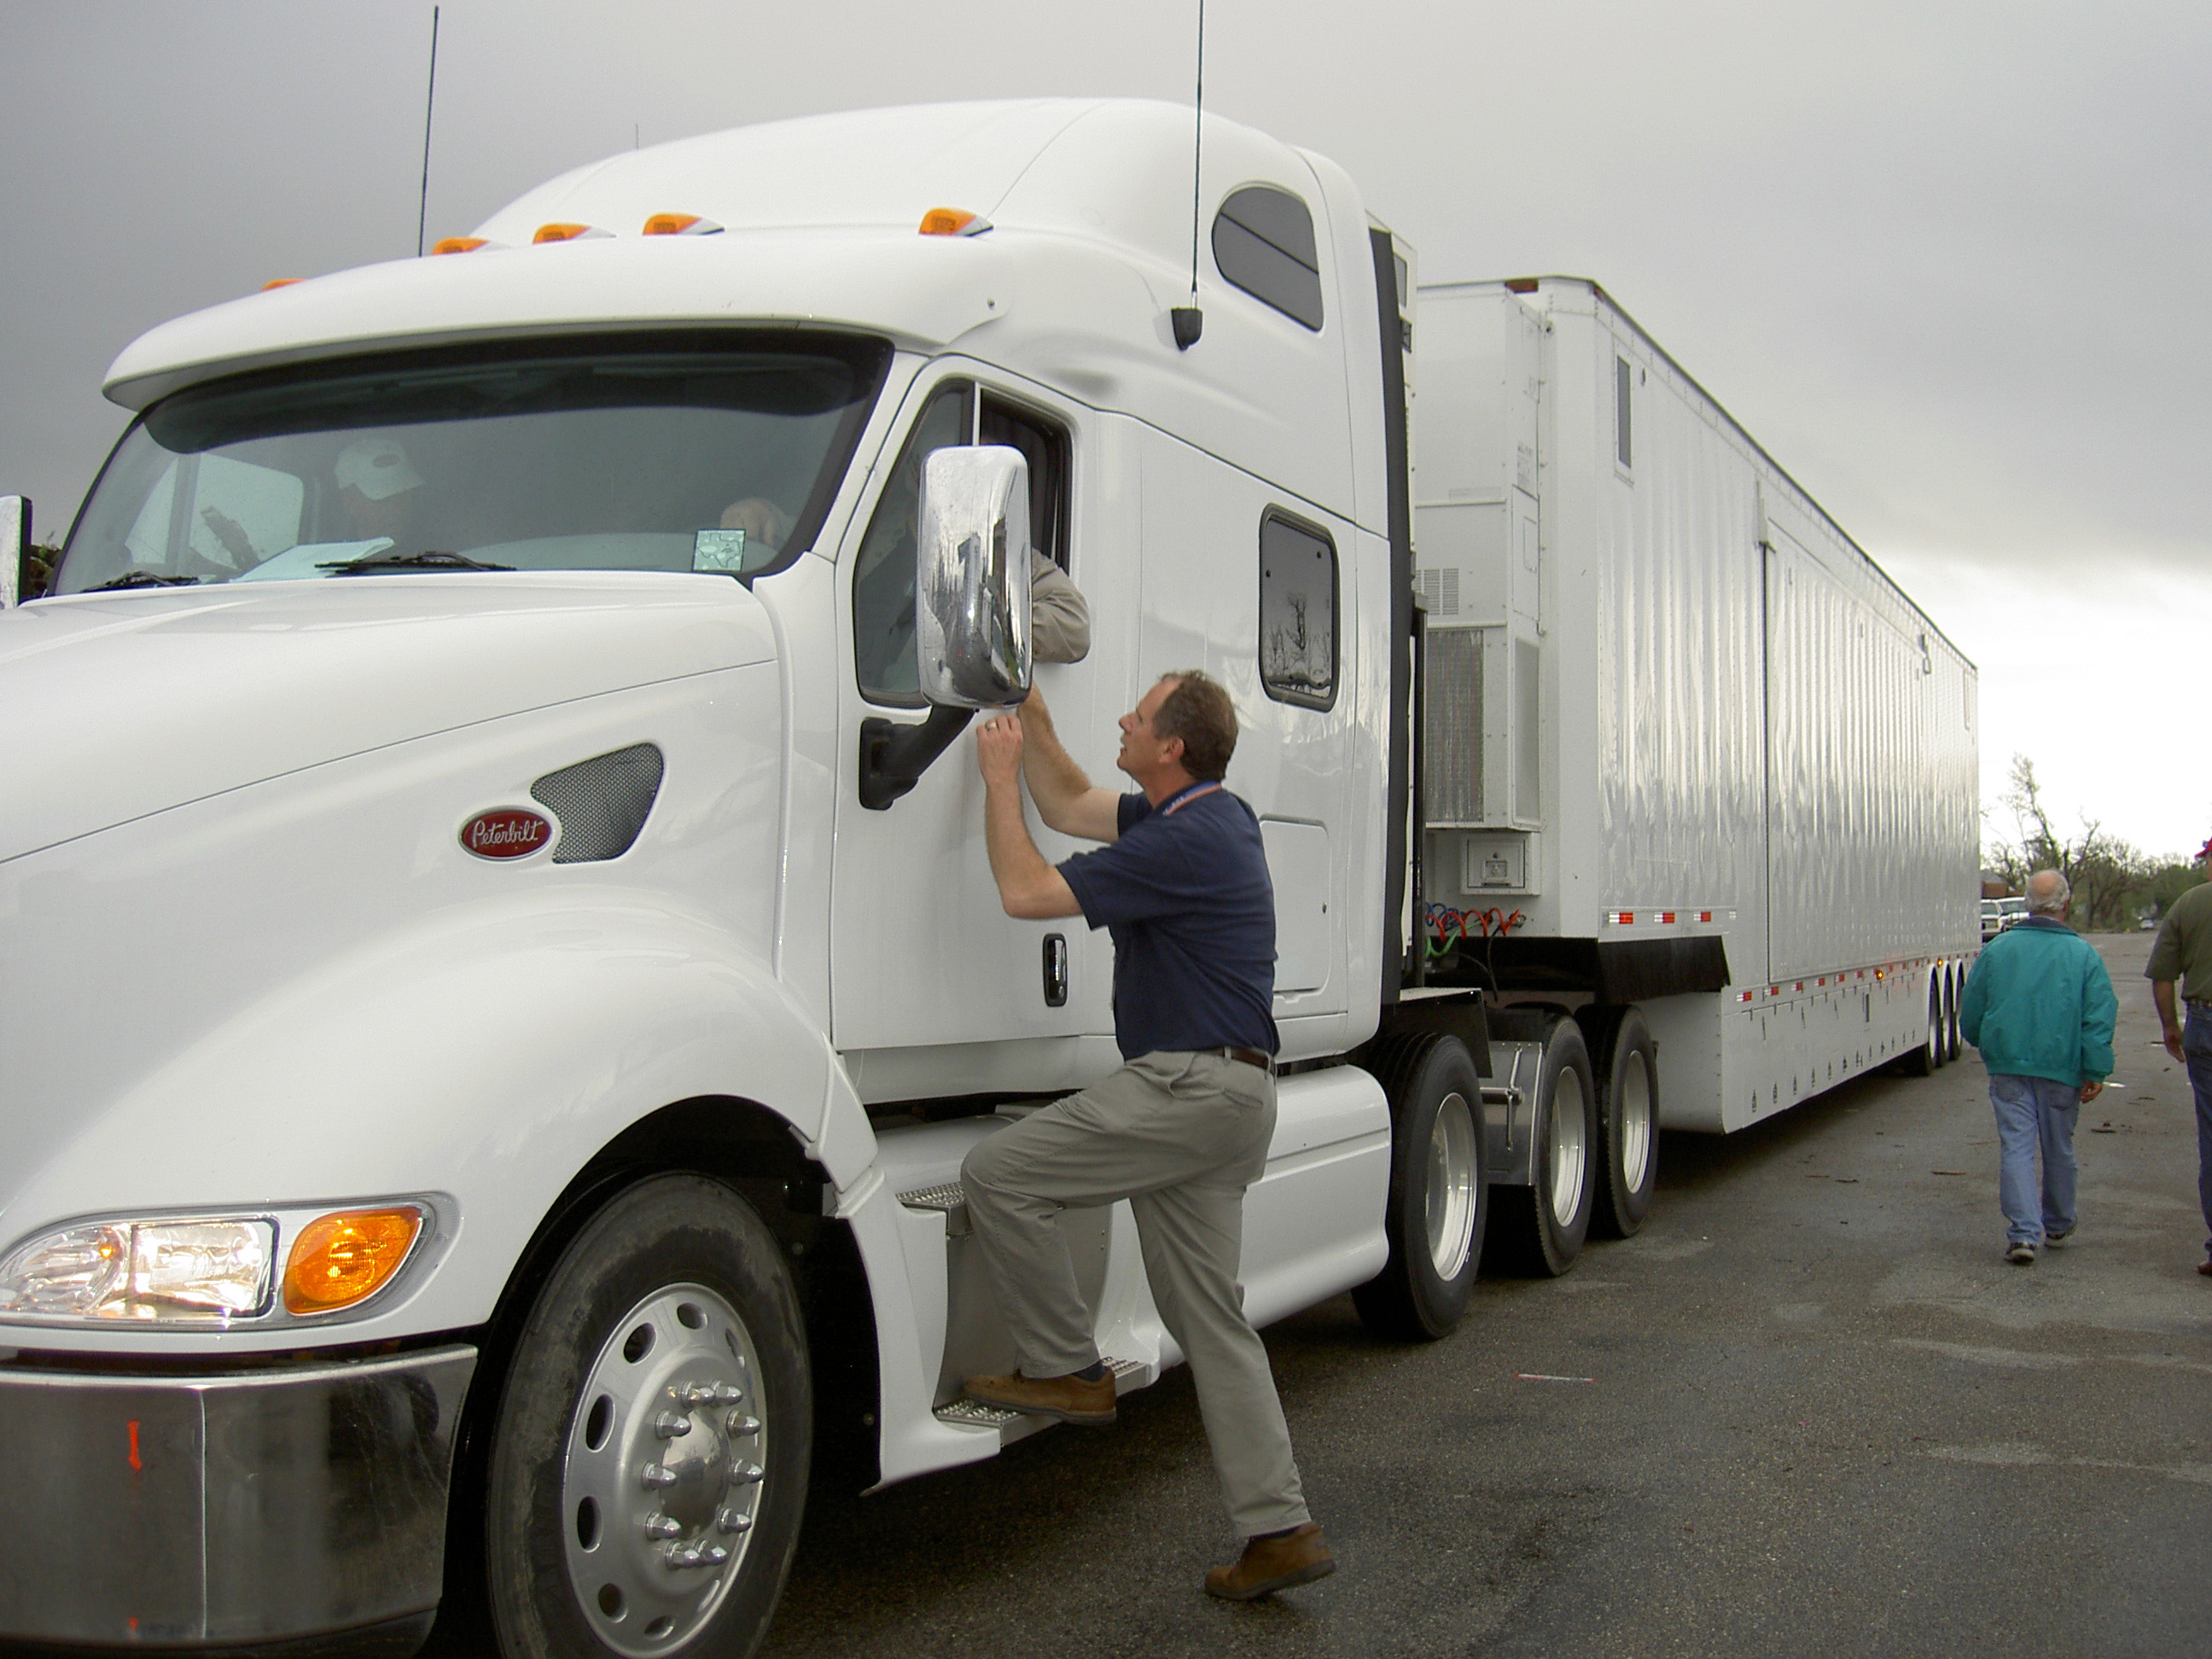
[1580,1006,1659,1239]
[1487,1016,1598,1278]
[1353,1033,1487,1341]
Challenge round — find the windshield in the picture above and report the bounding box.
[55,331,889,595]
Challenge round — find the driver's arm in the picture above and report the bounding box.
[1016,687,1121,843]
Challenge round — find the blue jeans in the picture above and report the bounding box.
[1988,1074,2080,1248]
[2186,1005,2212,1259]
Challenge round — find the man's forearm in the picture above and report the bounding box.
[984,777,1080,919]
[1017,694,1093,824]
[2155,980,2181,1032]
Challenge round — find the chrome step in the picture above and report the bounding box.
[932,1358,1147,1429]
[897,1182,969,1237]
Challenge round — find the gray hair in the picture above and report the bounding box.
[2025,869,2070,916]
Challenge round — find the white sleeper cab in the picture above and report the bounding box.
[0,99,1976,1657]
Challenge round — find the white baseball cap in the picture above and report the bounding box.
[334,437,423,501]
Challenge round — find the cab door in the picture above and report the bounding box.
[827,369,1131,1086]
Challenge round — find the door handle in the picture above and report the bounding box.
[1042,934,1068,1008]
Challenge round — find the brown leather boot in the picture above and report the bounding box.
[1204,1522,1335,1599]
[960,1369,1118,1426]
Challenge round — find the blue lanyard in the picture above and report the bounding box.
[1161,781,1223,818]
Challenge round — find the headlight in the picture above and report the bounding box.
[0,1218,275,1322]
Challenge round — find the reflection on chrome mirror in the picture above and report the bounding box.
[917,446,1031,709]
[0,496,27,609]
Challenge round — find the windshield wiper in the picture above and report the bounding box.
[88,570,202,591]
[317,550,515,576]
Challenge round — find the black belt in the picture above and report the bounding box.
[1198,1045,1276,1074]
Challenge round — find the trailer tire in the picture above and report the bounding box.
[1943,969,1963,1064]
[1580,1006,1659,1239]
[1353,1032,1487,1341]
[1483,1016,1597,1277]
[484,1173,810,1659]
[1898,981,1941,1077]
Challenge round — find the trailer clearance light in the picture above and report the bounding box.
[642,213,723,236]
[533,223,613,243]
[432,236,491,255]
[282,1208,424,1315]
[260,278,301,291]
[917,207,992,236]
[0,1218,275,1322]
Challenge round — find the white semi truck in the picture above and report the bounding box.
[0,99,1976,1658]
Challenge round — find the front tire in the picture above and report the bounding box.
[1580,1006,1659,1239]
[1486,1016,1598,1277]
[1353,1032,1487,1340]
[486,1174,810,1659]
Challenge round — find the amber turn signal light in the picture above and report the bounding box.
[260,278,301,290]
[533,222,610,244]
[282,1208,424,1314]
[917,207,989,236]
[642,212,722,236]
[432,236,489,255]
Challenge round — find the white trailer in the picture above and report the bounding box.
[0,101,1976,1659]
[1406,276,1981,1266]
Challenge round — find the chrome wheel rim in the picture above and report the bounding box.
[1424,1091,1480,1278]
[562,1284,766,1656]
[1617,1050,1653,1194]
[1548,1066,1589,1225]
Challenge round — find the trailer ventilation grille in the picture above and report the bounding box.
[532,743,665,864]
[1417,567,1460,618]
[1423,626,1483,824]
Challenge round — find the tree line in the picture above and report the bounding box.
[1986,754,2203,931]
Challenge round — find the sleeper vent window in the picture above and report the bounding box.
[532,742,666,863]
[1259,511,1337,710]
[1615,355,1633,470]
[1213,186,1324,331]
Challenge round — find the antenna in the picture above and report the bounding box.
[415,5,441,258]
[1171,0,1205,350]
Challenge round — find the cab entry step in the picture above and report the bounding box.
[897,1181,969,1236]
[934,1359,1148,1428]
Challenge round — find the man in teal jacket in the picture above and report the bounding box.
[1960,870,2118,1264]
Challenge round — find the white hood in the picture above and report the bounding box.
[0,572,776,864]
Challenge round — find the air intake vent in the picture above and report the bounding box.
[1423,627,1482,825]
[531,743,665,864]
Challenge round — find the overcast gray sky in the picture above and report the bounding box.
[6,1,2206,859]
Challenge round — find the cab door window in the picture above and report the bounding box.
[852,381,1072,706]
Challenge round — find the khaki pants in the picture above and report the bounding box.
[959,1050,1310,1536]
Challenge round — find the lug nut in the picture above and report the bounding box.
[640,1463,678,1489]
[716,1507,754,1535]
[730,1461,764,1486]
[651,1411,692,1440]
[643,1513,681,1539]
[725,1412,761,1436]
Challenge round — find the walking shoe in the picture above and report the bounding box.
[961,1369,1117,1426]
[2044,1228,2073,1248]
[1205,1522,1336,1600]
[2197,1259,2212,1278]
[2005,1242,2037,1266]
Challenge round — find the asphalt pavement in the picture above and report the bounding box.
[760,931,2212,1659]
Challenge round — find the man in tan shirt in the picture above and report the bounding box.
[2145,838,2212,1277]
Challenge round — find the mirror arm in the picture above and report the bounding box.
[857,706,975,811]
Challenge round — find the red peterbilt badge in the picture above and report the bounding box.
[460,808,554,860]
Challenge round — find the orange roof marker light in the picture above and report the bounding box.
[642,213,723,236]
[533,223,614,244]
[431,236,492,256]
[282,1206,425,1315]
[260,278,302,291]
[918,207,992,237]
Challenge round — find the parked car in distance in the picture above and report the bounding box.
[1982,898,2005,941]
[1998,896,2030,930]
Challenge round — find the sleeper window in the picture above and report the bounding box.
[1258,512,1337,710]
[1212,186,1324,331]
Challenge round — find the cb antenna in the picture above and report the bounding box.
[416,5,442,257]
[1170,0,1205,350]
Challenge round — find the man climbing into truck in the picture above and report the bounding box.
[958,673,1336,1600]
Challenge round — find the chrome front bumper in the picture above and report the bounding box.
[0,1344,475,1651]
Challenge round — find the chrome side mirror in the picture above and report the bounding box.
[0,497,26,608]
[917,446,1031,709]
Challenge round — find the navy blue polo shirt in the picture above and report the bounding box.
[1057,783,1278,1062]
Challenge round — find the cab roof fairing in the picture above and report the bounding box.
[102,98,1376,527]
